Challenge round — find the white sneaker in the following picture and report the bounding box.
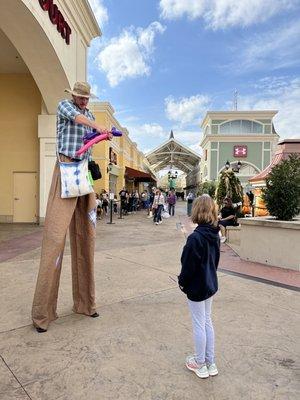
[185,356,209,379]
[220,236,227,243]
[155,222,158,225]
[158,221,162,224]
[207,363,218,376]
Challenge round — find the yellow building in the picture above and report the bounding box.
[0,0,100,223]
[89,102,156,196]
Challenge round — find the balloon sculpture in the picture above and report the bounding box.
[76,127,122,156]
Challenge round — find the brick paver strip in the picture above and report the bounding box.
[180,215,300,289]
[0,231,43,263]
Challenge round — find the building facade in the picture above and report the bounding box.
[200,111,279,187]
[0,0,100,223]
[0,1,152,223]
[90,102,155,196]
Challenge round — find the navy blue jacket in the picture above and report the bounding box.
[178,224,220,301]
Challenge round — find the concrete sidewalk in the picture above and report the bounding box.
[0,202,299,399]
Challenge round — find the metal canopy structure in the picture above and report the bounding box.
[145,131,201,174]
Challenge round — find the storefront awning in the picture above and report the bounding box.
[249,153,283,184]
[125,167,157,183]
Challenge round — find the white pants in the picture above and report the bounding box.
[188,296,215,364]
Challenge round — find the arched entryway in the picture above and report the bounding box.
[0,0,100,223]
[146,131,201,193]
[218,161,261,188]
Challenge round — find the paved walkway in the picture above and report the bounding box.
[0,202,299,400]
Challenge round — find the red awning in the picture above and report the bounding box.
[249,153,283,183]
[125,167,156,182]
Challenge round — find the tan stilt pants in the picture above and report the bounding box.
[32,163,97,330]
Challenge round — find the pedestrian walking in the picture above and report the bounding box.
[101,190,109,216]
[187,191,195,216]
[32,81,113,333]
[119,187,128,215]
[141,191,148,209]
[96,193,103,220]
[178,194,220,378]
[147,187,155,218]
[167,189,176,216]
[152,189,165,225]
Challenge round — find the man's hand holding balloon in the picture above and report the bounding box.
[76,127,122,156]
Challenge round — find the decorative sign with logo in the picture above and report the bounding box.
[38,0,72,45]
[233,145,247,157]
[109,147,118,165]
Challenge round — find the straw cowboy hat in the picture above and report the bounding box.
[64,81,95,98]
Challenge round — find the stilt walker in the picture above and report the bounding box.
[32,82,113,332]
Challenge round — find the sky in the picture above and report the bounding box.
[87,0,300,157]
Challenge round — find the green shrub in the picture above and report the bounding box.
[216,169,243,207]
[262,154,300,220]
[198,181,217,198]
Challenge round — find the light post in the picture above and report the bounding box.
[225,160,242,173]
[168,170,178,190]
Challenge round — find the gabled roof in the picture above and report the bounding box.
[146,132,201,174]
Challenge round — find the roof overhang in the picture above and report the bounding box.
[146,138,200,174]
[201,110,279,128]
[125,167,156,182]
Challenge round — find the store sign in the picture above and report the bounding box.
[38,0,72,45]
[233,145,247,157]
[109,147,118,165]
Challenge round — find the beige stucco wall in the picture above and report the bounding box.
[239,218,300,271]
[0,74,41,222]
[0,0,100,222]
[90,102,149,196]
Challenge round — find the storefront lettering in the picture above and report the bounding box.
[38,0,72,45]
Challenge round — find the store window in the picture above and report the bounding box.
[219,120,263,134]
[109,147,117,165]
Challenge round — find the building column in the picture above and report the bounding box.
[38,114,56,223]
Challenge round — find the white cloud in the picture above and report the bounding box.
[175,130,202,154]
[160,0,206,20]
[174,130,200,144]
[159,0,298,29]
[189,143,202,155]
[97,22,166,86]
[128,123,167,139]
[232,22,300,73]
[236,77,300,138]
[87,74,107,99]
[165,95,210,126]
[88,0,108,27]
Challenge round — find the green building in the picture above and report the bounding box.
[200,111,279,187]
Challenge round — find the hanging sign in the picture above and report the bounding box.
[109,147,118,165]
[38,0,72,45]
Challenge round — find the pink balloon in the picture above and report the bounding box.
[76,133,109,156]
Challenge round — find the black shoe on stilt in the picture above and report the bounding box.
[90,312,99,318]
[36,327,47,333]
